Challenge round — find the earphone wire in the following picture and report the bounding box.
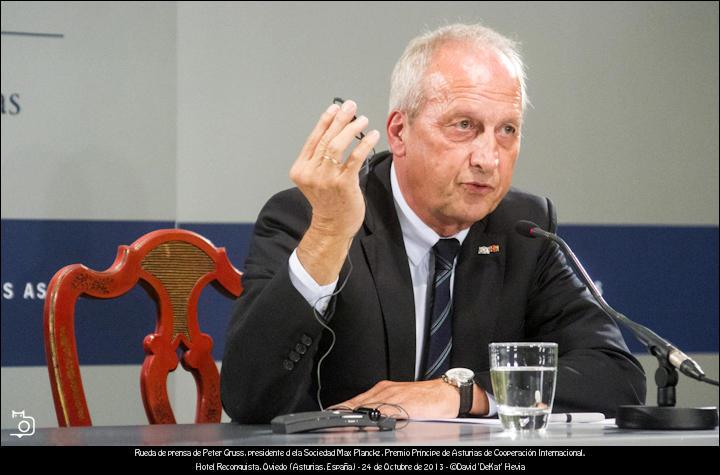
[310,250,409,431]
[310,123,373,409]
[313,247,354,410]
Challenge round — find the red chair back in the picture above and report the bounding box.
[43,229,242,426]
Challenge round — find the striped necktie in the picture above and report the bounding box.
[422,238,461,380]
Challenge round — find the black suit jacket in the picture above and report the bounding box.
[221,152,646,423]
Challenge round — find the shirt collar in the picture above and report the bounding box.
[390,161,470,267]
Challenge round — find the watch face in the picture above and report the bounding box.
[447,367,474,383]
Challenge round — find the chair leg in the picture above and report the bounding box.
[141,340,179,424]
[183,343,222,423]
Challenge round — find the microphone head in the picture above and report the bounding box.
[515,220,540,238]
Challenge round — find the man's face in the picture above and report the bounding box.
[391,42,523,235]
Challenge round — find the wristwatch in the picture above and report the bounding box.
[442,368,475,418]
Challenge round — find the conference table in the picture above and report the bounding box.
[2,420,718,446]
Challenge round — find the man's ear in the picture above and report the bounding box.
[386,110,406,158]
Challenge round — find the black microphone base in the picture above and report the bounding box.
[616,405,718,430]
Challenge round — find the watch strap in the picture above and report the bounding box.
[458,382,473,417]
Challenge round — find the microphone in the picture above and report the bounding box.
[515,220,710,382]
[515,220,718,430]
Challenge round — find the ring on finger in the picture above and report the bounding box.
[321,155,341,166]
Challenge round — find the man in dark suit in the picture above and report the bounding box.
[221,24,646,423]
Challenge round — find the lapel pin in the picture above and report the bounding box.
[478,244,500,255]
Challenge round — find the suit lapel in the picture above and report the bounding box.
[359,154,416,381]
[451,221,506,372]
[357,152,508,379]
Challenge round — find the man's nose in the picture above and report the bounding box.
[469,134,500,172]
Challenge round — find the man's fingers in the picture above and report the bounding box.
[299,103,340,160]
[315,100,358,158]
[338,387,378,410]
[338,395,364,410]
[326,115,369,162]
[339,380,397,410]
[344,130,381,175]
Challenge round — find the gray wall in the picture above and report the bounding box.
[2,1,718,428]
[177,1,718,225]
[1,1,177,221]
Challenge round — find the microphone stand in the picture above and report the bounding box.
[519,222,718,430]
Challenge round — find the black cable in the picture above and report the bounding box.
[310,262,412,431]
[313,249,355,410]
[308,114,375,408]
[333,403,409,431]
[372,402,410,430]
[311,131,373,409]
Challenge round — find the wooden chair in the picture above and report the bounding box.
[43,229,243,426]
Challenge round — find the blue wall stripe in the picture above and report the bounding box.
[1,219,173,367]
[558,224,718,354]
[1,219,717,367]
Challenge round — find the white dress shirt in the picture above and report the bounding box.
[288,162,496,414]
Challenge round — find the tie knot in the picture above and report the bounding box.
[433,238,461,266]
